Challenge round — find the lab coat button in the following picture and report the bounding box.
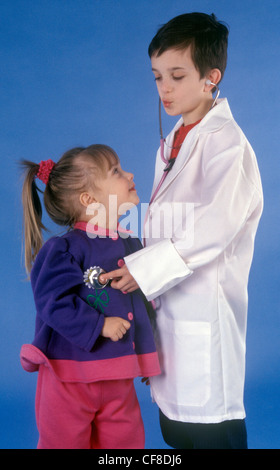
[128,312,133,320]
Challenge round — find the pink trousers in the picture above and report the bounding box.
[35,365,145,449]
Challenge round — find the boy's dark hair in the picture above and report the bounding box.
[148,12,229,82]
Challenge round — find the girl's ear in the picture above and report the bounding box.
[79,192,97,208]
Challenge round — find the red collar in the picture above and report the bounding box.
[171,119,201,159]
[74,221,132,238]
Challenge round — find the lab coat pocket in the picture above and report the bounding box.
[159,318,211,407]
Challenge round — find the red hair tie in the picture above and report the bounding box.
[36,159,55,184]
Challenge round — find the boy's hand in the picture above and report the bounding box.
[101,317,131,342]
[100,265,139,293]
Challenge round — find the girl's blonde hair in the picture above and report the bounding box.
[20,144,119,274]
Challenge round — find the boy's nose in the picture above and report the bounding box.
[160,78,172,93]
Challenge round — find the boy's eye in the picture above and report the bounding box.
[173,75,185,81]
[154,75,184,82]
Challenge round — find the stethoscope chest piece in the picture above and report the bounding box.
[83,266,109,289]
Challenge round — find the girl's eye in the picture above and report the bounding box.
[154,76,161,81]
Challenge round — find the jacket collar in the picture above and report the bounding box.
[198,98,233,134]
[74,221,132,238]
[152,99,233,202]
[166,98,232,143]
[162,98,232,163]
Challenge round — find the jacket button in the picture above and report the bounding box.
[128,312,133,320]
[118,259,125,267]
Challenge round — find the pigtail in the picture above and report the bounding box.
[20,160,48,274]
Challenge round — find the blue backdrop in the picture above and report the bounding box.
[1,0,279,449]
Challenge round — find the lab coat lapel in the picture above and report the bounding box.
[151,122,199,202]
[150,99,232,203]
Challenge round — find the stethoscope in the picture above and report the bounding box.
[149,80,220,205]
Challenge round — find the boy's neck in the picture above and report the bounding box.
[182,97,214,126]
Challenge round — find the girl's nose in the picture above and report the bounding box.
[125,171,134,181]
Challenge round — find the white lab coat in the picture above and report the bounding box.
[125,99,263,423]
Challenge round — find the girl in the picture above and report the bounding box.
[20,144,160,449]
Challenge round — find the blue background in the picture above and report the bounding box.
[1,0,279,449]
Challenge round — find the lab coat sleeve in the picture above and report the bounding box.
[124,140,262,301]
[125,238,193,300]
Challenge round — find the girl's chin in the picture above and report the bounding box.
[118,200,139,215]
[129,192,140,205]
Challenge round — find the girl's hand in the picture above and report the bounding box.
[99,265,139,293]
[101,316,131,342]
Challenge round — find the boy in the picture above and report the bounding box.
[101,13,263,449]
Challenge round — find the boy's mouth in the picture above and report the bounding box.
[162,100,172,108]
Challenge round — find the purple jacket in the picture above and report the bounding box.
[20,222,160,382]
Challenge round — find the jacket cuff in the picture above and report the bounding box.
[124,239,192,300]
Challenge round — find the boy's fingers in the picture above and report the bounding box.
[99,269,123,283]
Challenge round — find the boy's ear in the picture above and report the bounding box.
[80,192,97,208]
[205,68,222,88]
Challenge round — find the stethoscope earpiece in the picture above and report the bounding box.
[206,80,220,108]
